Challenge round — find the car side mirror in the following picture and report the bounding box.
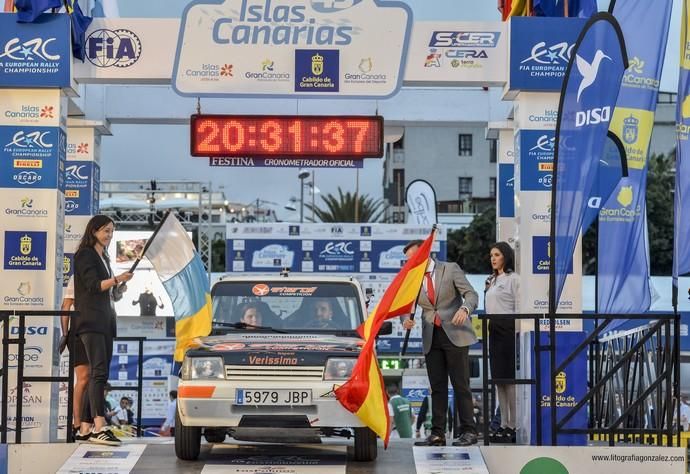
[378,321,393,336]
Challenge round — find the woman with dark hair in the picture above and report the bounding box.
[485,241,519,443]
[240,303,262,327]
[74,215,133,445]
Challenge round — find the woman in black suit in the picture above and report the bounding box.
[74,215,133,445]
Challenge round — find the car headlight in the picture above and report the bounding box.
[324,358,356,381]
[181,357,225,381]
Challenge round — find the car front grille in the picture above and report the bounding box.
[225,365,324,381]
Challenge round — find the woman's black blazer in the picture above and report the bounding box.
[73,246,117,337]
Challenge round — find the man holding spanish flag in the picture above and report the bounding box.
[402,239,479,447]
[335,229,478,448]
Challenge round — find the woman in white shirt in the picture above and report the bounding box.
[484,242,519,443]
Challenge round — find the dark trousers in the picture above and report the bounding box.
[79,332,113,421]
[425,326,477,437]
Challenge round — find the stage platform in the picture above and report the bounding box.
[4,437,688,474]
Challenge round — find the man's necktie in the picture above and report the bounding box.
[425,272,441,327]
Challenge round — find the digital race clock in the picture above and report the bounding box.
[190,115,383,159]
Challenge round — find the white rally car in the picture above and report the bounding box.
[175,275,390,462]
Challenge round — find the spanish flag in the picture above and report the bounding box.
[505,0,531,19]
[335,229,434,446]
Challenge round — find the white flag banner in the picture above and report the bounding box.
[406,180,437,225]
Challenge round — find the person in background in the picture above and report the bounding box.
[131,286,164,316]
[111,397,132,427]
[402,240,479,447]
[160,390,178,436]
[387,385,414,439]
[103,383,117,425]
[59,275,91,442]
[306,299,339,329]
[74,215,134,445]
[484,242,520,443]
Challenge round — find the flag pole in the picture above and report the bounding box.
[125,210,172,274]
[400,225,437,356]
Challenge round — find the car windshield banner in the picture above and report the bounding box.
[550,12,628,311]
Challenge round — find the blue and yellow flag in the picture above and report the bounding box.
[65,0,92,61]
[144,213,212,362]
[597,0,673,314]
[673,0,690,308]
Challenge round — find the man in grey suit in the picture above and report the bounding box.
[402,239,479,446]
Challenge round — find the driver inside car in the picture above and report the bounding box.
[305,299,339,329]
[239,303,262,328]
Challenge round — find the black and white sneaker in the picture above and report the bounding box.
[74,427,91,443]
[89,428,121,446]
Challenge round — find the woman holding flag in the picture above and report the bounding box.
[73,215,133,445]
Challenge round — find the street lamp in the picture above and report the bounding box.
[298,169,310,223]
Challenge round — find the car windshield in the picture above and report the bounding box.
[212,281,364,332]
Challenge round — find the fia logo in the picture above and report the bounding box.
[5,130,52,149]
[530,135,555,152]
[0,37,60,61]
[86,29,141,68]
[311,53,324,75]
[521,41,572,65]
[311,0,362,13]
[617,186,633,207]
[20,235,32,256]
[575,50,610,102]
[622,114,639,145]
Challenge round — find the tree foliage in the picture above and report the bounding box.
[305,187,387,223]
[447,206,495,274]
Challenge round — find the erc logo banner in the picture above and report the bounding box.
[172,0,412,98]
[0,14,71,88]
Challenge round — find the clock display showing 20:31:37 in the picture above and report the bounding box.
[190,115,384,159]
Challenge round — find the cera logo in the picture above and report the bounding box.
[0,37,60,61]
[575,106,610,127]
[86,29,142,68]
[5,130,53,149]
[310,0,363,13]
[428,31,500,48]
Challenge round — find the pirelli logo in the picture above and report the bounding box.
[538,162,553,171]
[65,190,79,198]
[13,160,42,169]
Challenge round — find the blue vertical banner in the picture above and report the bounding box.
[551,13,628,310]
[674,0,690,307]
[597,0,673,313]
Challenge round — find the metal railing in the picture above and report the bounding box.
[479,313,680,447]
[0,310,76,444]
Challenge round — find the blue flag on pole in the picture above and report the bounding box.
[550,13,628,311]
[674,0,690,308]
[597,0,673,314]
[14,0,62,22]
[65,0,92,61]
